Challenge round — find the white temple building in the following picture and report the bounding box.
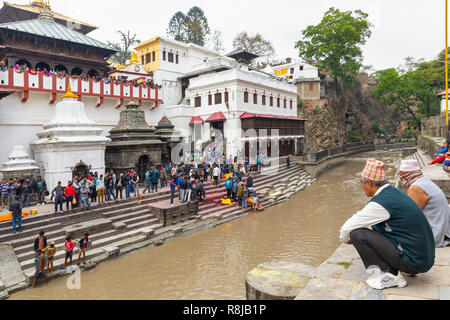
[31,86,111,189]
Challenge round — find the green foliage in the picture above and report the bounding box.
[297,99,305,109]
[107,30,140,65]
[347,119,365,142]
[167,7,210,46]
[371,123,387,135]
[374,55,442,129]
[295,7,372,83]
[403,128,418,138]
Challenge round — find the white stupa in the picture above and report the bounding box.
[0,145,40,180]
[31,85,111,189]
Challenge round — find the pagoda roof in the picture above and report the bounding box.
[0,1,97,34]
[226,48,259,64]
[0,17,115,52]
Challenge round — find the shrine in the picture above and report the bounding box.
[105,100,181,180]
[31,86,110,189]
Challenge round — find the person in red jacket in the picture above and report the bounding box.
[64,181,76,211]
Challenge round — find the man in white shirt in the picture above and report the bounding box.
[340,159,435,290]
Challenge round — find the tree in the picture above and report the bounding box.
[107,30,140,65]
[374,60,440,129]
[167,11,187,42]
[166,7,210,46]
[207,29,225,54]
[232,31,275,58]
[185,6,210,46]
[295,7,372,84]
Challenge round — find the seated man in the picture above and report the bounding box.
[340,159,435,290]
[399,159,450,247]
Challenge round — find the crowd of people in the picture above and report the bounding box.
[0,61,162,89]
[340,158,450,290]
[6,153,291,288]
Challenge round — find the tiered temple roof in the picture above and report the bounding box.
[0,1,97,35]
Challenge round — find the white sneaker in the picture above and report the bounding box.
[366,272,407,290]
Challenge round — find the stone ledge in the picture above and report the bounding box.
[102,246,120,257]
[246,262,312,300]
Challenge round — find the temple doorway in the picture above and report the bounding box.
[136,155,150,182]
[73,161,89,179]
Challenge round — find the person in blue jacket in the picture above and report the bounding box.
[225,177,233,199]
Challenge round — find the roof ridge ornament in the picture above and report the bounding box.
[37,5,55,21]
[61,84,78,100]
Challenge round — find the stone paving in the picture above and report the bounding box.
[246,244,450,300]
[298,244,450,300]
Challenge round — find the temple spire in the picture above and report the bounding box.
[61,84,78,100]
[129,51,138,64]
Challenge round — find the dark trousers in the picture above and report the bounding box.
[151,182,158,193]
[65,196,74,211]
[116,186,123,199]
[54,197,63,213]
[350,228,417,275]
[226,189,232,199]
[37,190,46,204]
[170,190,175,205]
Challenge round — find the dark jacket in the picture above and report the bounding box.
[22,181,33,195]
[9,200,22,215]
[34,236,48,252]
[150,170,160,184]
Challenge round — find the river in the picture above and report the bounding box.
[10,151,402,300]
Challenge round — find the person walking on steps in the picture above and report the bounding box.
[51,181,65,214]
[10,195,22,233]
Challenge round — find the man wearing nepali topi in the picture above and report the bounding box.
[340,159,435,290]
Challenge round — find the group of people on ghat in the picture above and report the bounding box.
[0,61,162,89]
[31,230,90,288]
[340,158,450,290]
[427,139,450,173]
[4,153,277,233]
[7,157,271,289]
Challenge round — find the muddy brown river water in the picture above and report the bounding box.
[10,151,401,300]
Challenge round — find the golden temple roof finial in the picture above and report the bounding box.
[119,63,125,69]
[129,51,138,64]
[61,84,78,100]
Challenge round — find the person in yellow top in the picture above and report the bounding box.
[43,241,56,274]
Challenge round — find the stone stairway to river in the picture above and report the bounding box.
[0,158,315,290]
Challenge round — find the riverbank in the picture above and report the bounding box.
[1,159,317,299]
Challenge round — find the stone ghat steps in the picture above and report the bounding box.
[0,161,298,234]
[1,206,151,250]
[20,221,165,271]
[16,228,122,265]
[198,167,306,218]
[15,211,159,264]
[2,162,305,251]
[6,162,305,274]
[23,234,148,280]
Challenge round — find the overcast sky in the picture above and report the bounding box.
[38,0,445,71]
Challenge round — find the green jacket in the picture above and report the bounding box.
[371,186,435,273]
